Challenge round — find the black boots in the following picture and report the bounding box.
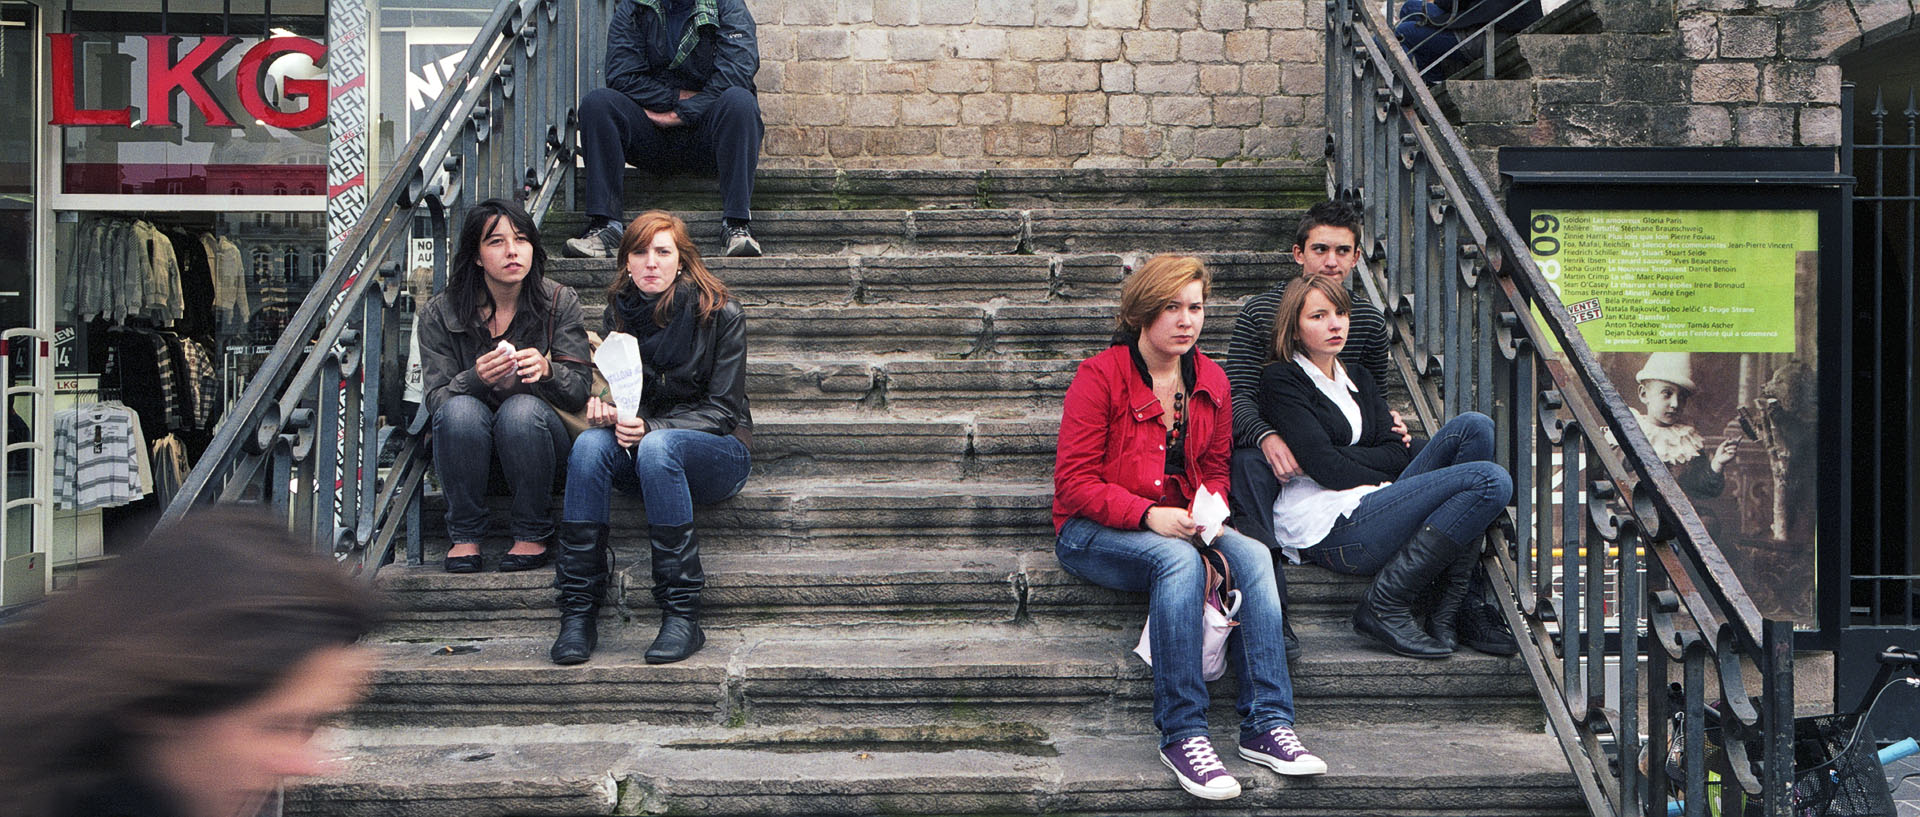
[643,522,706,664]
[1353,525,1465,659]
[550,521,611,665]
[1426,547,1479,651]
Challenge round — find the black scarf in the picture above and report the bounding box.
[613,282,698,371]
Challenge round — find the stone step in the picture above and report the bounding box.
[547,251,1295,308]
[374,547,1376,634]
[542,207,1296,258]
[294,721,1580,816]
[556,166,1327,215]
[349,620,1543,730]
[413,478,1056,556]
[576,302,1236,359]
[1510,32,1680,79]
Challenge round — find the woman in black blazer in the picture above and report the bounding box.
[1255,275,1511,658]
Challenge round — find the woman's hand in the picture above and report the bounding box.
[1145,507,1198,539]
[1390,410,1413,447]
[511,348,549,383]
[585,396,619,427]
[612,415,647,449]
[1261,434,1302,483]
[474,347,517,388]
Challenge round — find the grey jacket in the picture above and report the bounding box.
[418,279,593,415]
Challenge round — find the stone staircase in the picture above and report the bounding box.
[294,167,1582,817]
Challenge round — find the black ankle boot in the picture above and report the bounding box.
[1353,525,1461,659]
[644,522,705,664]
[549,520,610,666]
[1426,546,1479,651]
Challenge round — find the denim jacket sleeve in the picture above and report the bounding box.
[642,300,750,437]
[676,0,758,127]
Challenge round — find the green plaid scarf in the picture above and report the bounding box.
[632,0,719,70]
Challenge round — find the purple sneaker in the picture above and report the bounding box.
[1239,725,1328,776]
[1160,735,1242,800]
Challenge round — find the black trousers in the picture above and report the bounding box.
[1230,445,1290,605]
[577,86,763,224]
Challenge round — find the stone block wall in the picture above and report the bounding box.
[1442,0,1908,155]
[742,0,1326,167]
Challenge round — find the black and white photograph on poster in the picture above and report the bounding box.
[1532,209,1821,627]
[375,28,476,171]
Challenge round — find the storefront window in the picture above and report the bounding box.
[48,209,324,558]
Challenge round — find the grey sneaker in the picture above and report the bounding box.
[563,221,622,259]
[1239,725,1328,776]
[1160,736,1241,800]
[723,223,762,257]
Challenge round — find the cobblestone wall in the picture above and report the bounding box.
[1446,0,1905,155]
[743,0,1325,167]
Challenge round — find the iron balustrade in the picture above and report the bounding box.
[157,0,612,579]
[1325,1,1798,815]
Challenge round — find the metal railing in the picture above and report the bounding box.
[1326,1,1798,815]
[157,0,609,577]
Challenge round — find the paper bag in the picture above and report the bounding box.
[592,332,646,421]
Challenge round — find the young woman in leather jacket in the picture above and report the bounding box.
[418,198,593,574]
[549,210,752,666]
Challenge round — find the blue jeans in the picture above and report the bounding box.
[1303,412,1512,575]
[431,393,570,544]
[1055,517,1297,747]
[561,427,751,526]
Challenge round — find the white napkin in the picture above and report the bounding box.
[592,332,646,422]
[1190,484,1230,545]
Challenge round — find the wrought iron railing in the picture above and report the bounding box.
[1326,1,1798,815]
[158,0,610,577]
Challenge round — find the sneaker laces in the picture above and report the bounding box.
[1270,726,1309,756]
[1470,601,1512,633]
[1179,736,1227,774]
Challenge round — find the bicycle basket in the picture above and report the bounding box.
[1782,714,1895,817]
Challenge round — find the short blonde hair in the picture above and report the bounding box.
[1116,255,1212,335]
[1269,274,1351,363]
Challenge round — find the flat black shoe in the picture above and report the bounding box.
[498,548,553,572]
[644,615,705,664]
[443,553,483,574]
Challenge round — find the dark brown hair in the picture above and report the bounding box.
[1115,254,1212,336]
[605,210,731,327]
[0,508,383,815]
[1269,274,1353,363]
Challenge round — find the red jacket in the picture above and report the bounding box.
[1052,343,1233,533]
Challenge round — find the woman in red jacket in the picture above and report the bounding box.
[1053,255,1325,801]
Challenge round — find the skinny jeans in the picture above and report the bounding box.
[1302,412,1512,575]
[431,393,570,544]
[1056,518,1297,748]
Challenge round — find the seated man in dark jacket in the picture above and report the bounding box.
[565,0,765,259]
[1395,0,1542,84]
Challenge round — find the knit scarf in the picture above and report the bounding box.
[612,283,698,372]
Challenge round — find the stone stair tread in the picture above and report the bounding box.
[361,618,1531,696]
[544,207,1295,258]
[299,721,1576,816]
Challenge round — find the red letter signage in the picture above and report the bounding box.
[144,35,237,127]
[48,34,132,126]
[237,37,328,130]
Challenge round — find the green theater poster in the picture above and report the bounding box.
[1529,209,1820,628]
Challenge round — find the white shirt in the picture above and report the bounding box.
[1271,354,1388,562]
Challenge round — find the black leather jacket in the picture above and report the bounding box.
[606,298,753,447]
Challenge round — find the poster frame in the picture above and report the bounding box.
[1501,146,1851,650]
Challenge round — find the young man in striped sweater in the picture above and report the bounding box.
[1224,200,1518,659]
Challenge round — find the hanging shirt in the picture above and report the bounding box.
[52,404,147,511]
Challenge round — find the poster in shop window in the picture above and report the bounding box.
[1529,209,1819,628]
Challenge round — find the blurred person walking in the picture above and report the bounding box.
[0,507,383,817]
